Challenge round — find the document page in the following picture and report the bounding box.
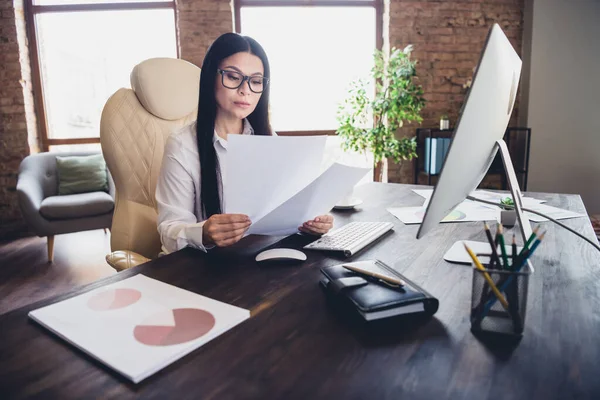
[248,163,370,235]
[224,135,369,235]
[224,135,327,221]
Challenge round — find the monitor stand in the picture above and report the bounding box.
[444,139,533,264]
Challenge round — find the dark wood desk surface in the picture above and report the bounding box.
[1,183,599,399]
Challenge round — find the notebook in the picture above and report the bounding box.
[28,274,250,383]
[320,260,439,321]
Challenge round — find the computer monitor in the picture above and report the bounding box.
[417,23,533,243]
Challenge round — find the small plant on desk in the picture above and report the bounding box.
[500,197,517,227]
[336,45,426,182]
[500,197,515,208]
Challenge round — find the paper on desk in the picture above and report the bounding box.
[523,203,586,222]
[388,202,499,225]
[462,191,584,222]
[248,163,371,236]
[412,189,546,209]
[408,189,584,223]
[467,190,546,208]
[224,135,327,221]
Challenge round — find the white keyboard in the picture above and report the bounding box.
[303,221,394,257]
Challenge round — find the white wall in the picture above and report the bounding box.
[525,0,600,213]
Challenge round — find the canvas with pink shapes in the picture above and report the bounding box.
[28,274,250,383]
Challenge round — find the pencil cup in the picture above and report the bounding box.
[470,258,533,337]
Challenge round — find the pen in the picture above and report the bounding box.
[343,265,406,287]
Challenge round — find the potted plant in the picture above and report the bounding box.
[500,197,517,227]
[336,45,426,182]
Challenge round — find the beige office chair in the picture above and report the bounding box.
[100,58,200,271]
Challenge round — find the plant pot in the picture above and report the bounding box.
[500,210,517,227]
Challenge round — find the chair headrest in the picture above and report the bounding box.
[130,58,200,121]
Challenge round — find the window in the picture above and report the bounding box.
[235,0,381,135]
[49,143,102,153]
[26,0,178,151]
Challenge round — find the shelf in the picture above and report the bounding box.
[413,127,532,191]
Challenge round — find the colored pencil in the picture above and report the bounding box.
[498,224,509,270]
[512,233,517,270]
[479,231,546,317]
[484,222,501,269]
[464,243,509,310]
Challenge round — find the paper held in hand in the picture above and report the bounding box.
[224,135,370,236]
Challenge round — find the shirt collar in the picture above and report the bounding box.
[213,119,254,149]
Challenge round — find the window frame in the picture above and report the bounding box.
[24,0,179,151]
[234,0,382,136]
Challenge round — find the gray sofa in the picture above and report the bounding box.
[17,151,115,262]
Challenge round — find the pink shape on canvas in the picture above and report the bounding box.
[87,288,142,311]
[133,308,216,346]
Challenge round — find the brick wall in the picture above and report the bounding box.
[0,0,38,239]
[387,0,524,183]
[177,0,233,68]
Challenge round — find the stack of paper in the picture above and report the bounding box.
[28,275,250,383]
[520,203,586,222]
[225,135,371,236]
[388,189,585,225]
[460,189,585,222]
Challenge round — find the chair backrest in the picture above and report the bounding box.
[100,57,200,259]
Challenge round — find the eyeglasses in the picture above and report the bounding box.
[217,69,269,93]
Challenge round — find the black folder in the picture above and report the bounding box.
[320,259,439,322]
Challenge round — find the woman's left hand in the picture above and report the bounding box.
[299,214,334,236]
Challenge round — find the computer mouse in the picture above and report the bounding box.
[255,248,307,264]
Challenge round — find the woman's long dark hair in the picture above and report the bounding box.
[196,33,272,219]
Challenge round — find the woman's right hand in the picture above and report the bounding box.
[202,214,252,247]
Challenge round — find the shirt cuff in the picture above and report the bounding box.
[176,221,215,252]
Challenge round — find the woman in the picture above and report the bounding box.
[156,33,333,254]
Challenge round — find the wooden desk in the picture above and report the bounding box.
[1,183,599,399]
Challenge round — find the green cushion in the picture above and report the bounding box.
[56,154,108,195]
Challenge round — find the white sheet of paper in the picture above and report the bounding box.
[412,188,546,210]
[411,189,585,223]
[248,163,370,235]
[225,135,327,221]
[467,190,546,208]
[28,275,249,383]
[523,203,586,222]
[388,202,499,225]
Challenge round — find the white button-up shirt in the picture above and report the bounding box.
[156,119,257,255]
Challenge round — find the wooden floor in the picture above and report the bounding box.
[0,230,115,316]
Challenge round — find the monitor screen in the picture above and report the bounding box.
[417,23,522,240]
